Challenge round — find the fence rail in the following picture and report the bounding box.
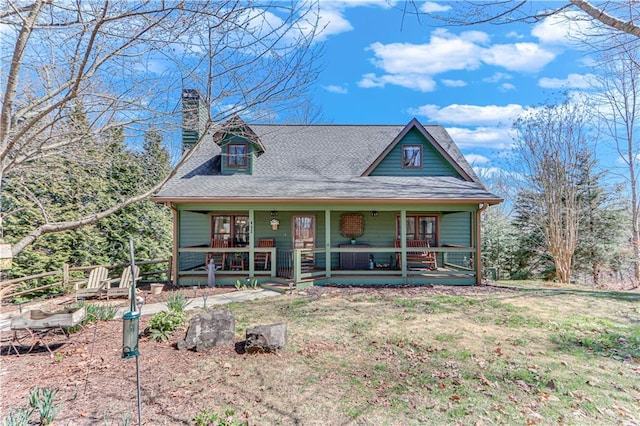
[0,258,172,301]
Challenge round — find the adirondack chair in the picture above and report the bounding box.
[105,265,140,300]
[75,266,109,300]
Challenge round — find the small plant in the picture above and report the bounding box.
[27,387,60,426]
[147,310,185,341]
[234,279,246,291]
[166,291,192,313]
[65,302,119,333]
[192,408,247,426]
[248,277,258,290]
[2,406,33,426]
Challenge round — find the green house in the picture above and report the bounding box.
[153,90,502,287]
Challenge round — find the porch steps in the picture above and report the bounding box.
[259,282,297,294]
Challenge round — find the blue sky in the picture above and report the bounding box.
[308,1,600,172]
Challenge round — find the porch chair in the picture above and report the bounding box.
[105,265,140,300]
[75,266,109,300]
[206,238,229,270]
[394,239,438,270]
[255,238,274,270]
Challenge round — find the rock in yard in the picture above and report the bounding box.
[245,323,287,354]
[177,308,235,352]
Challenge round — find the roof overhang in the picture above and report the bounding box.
[152,196,504,205]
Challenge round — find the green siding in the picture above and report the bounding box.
[440,212,472,246]
[329,211,396,267]
[179,211,211,246]
[369,128,461,177]
[179,210,211,270]
[220,135,257,175]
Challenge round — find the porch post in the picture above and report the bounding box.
[171,203,179,286]
[400,209,407,278]
[325,209,332,278]
[249,209,255,277]
[475,204,489,286]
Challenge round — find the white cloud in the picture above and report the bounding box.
[409,103,524,126]
[420,2,451,13]
[323,84,348,94]
[538,73,597,89]
[441,79,467,88]
[361,29,557,92]
[499,83,516,92]
[482,42,556,72]
[359,73,436,91]
[447,126,515,150]
[313,1,397,41]
[483,72,512,83]
[505,31,524,40]
[465,153,490,164]
[367,31,487,75]
[531,11,600,46]
[314,7,353,41]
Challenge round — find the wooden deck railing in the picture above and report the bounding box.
[0,258,172,301]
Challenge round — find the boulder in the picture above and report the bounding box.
[177,308,235,352]
[245,323,287,354]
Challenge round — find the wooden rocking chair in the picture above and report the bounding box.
[207,238,229,270]
[395,239,438,270]
[255,238,274,270]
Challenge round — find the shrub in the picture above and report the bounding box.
[147,310,185,342]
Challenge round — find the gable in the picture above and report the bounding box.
[215,116,265,175]
[368,127,462,178]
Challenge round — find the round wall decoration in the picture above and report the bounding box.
[340,213,364,239]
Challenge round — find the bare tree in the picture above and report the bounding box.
[1,1,321,256]
[593,35,640,284]
[406,0,640,38]
[512,100,593,284]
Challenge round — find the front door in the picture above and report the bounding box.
[293,215,315,271]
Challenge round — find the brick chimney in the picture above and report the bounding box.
[182,89,208,152]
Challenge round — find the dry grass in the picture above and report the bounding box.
[176,284,640,425]
[2,283,639,425]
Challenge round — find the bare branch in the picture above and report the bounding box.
[570,0,640,37]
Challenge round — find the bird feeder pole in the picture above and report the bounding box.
[121,237,142,425]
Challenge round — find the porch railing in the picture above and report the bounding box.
[177,245,476,283]
[177,246,277,277]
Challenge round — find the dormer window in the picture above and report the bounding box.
[402,145,422,168]
[227,143,248,167]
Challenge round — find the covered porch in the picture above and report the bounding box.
[172,202,486,287]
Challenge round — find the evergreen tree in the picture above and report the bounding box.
[481,206,518,280]
[511,190,556,280]
[2,114,172,280]
[573,159,628,286]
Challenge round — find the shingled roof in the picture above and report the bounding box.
[154,119,502,204]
